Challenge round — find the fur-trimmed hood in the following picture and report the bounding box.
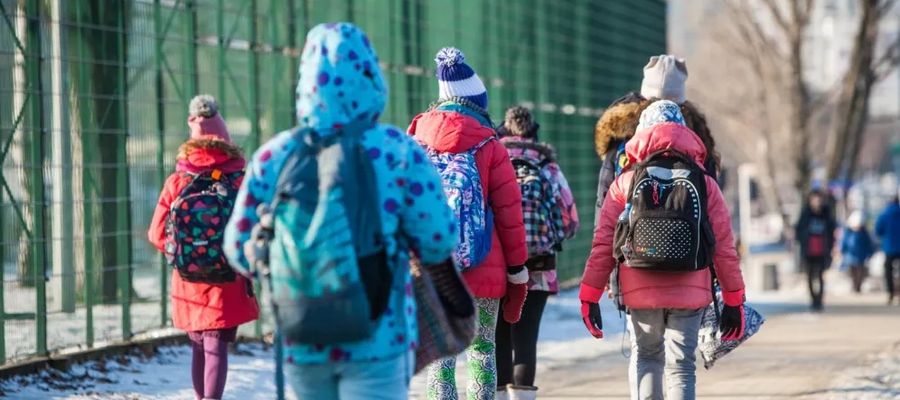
[594,100,648,159]
[500,136,556,164]
[176,138,245,173]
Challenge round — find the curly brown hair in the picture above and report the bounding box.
[499,106,538,138]
[594,96,651,158]
[177,138,243,160]
[679,100,720,174]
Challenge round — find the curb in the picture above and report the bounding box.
[0,333,190,380]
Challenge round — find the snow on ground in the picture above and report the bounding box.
[0,342,295,400]
[802,343,900,400]
[0,286,834,399]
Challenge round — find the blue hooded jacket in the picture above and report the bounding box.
[876,201,900,255]
[840,227,874,268]
[224,23,457,364]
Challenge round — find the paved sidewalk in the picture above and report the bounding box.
[536,293,900,399]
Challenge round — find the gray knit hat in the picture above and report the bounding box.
[640,55,688,104]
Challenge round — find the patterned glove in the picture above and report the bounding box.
[579,283,604,339]
[720,288,746,341]
[502,266,529,323]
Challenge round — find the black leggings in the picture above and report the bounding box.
[805,257,827,308]
[885,254,899,300]
[496,290,550,388]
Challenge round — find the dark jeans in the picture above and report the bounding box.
[804,257,827,310]
[886,254,899,302]
[496,291,550,388]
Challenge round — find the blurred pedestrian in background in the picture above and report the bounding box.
[876,196,900,305]
[795,190,837,312]
[840,210,874,293]
[495,106,579,400]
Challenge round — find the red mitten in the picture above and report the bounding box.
[503,283,528,323]
[502,266,529,323]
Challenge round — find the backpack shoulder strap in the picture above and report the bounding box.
[510,157,541,173]
[469,136,496,155]
[639,148,697,167]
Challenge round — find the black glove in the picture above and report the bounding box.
[580,301,603,338]
[720,289,746,341]
[719,304,745,341]
[426,258,475,318]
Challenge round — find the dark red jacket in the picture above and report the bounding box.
[147,145,259,332]
[409,110,528,298]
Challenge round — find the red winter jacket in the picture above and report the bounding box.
[581,123,744,309]
[409,110,528,299]
[147,143,260,332]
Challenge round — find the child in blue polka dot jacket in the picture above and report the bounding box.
[223,23,458,400]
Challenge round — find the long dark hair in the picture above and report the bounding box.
[680,100,720,174]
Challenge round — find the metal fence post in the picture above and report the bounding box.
[50,0,76,315]
[25,0,49,356]
[154,0,168,328]
[186,0,198,97]
[116,0,133,340]
[73,1,96,348]
[249,0,263,338]
[217,0,226,106]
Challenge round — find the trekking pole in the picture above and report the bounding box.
[274,326,285,400]
[264,268,285,400]
[265,271,285,400]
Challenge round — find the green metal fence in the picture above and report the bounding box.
[0,0,665,364]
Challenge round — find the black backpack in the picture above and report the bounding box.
[613,149,716,272]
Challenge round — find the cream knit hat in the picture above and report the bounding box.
[640,55,688,104]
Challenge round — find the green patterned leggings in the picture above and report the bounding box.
[426,297,499,400]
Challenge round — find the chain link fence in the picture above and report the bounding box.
[0,0,665,365]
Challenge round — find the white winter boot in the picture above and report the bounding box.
[496,386,510,400]
[508,384,538,400]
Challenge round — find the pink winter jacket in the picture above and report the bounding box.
[580,122,744,310]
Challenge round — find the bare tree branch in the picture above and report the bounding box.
[798,0,817,26]
[726,0,788,59]
[726,5,782,63]
[873,36,900,81]
[824,0,882,183]
[876,0,898,17]
[761,0,792,35]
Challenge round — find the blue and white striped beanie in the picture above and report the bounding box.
[637,99,685,131]
[434,47,488,109]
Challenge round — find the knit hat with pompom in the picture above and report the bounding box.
[434,47,488,109]
[187,94,231,142]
